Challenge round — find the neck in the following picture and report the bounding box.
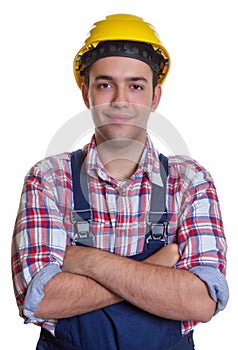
[95,137,146,181]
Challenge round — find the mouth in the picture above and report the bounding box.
[104,113,135,124]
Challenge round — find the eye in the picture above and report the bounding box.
[131,84,143,90]
[97,82,112,89]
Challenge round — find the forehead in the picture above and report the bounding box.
[89,56,153,80]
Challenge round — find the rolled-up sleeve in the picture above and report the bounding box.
[11,154,73,326]
[169,156,229,315]
[189,265,229,314]
[23,264,62,323]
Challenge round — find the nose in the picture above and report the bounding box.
[111,85,129,108]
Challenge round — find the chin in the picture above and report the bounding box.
[96,124,146,143]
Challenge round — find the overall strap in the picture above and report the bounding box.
[147,153,169,244]
[71,149,89,214]
[70,149,93,246]
[150,153,168,213]
[70,149,169,245]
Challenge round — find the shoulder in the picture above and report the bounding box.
[167,155,214,187]
[168,154,207,171]
[26,152,72,181]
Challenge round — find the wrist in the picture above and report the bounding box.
[79,247,110,277]
[62,246,105,276]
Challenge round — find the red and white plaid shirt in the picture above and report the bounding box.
[12,134,228,335]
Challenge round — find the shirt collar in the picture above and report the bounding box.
[85,134,164,187]
[139,135,164,187]
[85,135,111,182]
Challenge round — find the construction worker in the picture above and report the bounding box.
[12,14,228,349]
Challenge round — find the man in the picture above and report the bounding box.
[12,14,228,349]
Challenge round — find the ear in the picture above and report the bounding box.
[81,83,90,109]
[151,84,162,112]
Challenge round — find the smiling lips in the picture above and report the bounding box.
[104,113,135,124]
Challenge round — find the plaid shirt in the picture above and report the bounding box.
[12,134,228,336]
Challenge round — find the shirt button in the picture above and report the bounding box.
[121,190,126,196]
[121,229,127,235]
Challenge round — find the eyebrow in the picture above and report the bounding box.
[95,75,148,83]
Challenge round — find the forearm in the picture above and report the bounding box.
[63,247,216,322]
[34,271,122,319]
[35,243,180,320]
[94,255,215,322]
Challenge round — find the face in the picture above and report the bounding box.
[82,56,161,146]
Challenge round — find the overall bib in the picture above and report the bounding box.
[36,150,195,349]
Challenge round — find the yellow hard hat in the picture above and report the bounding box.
[74,14,170,89]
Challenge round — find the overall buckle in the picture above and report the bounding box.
[149,222,168,243]
[71,210,94,246]
[146,211,168,244]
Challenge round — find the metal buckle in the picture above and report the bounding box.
[146,211,168,244]
[153,222,168,241]
[70,210,94,246]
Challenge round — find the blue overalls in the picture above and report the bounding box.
[36,150,195,350]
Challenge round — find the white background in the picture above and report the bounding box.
[1,0,237,348]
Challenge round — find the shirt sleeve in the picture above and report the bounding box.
[23,264,62,323]
[11,155,72,324]
[189,265,229,314]
[169,156,229,313]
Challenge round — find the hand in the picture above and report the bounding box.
[144,243,180,267]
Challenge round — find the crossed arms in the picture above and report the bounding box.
[34,244,216,323]
[12,156,227,326]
